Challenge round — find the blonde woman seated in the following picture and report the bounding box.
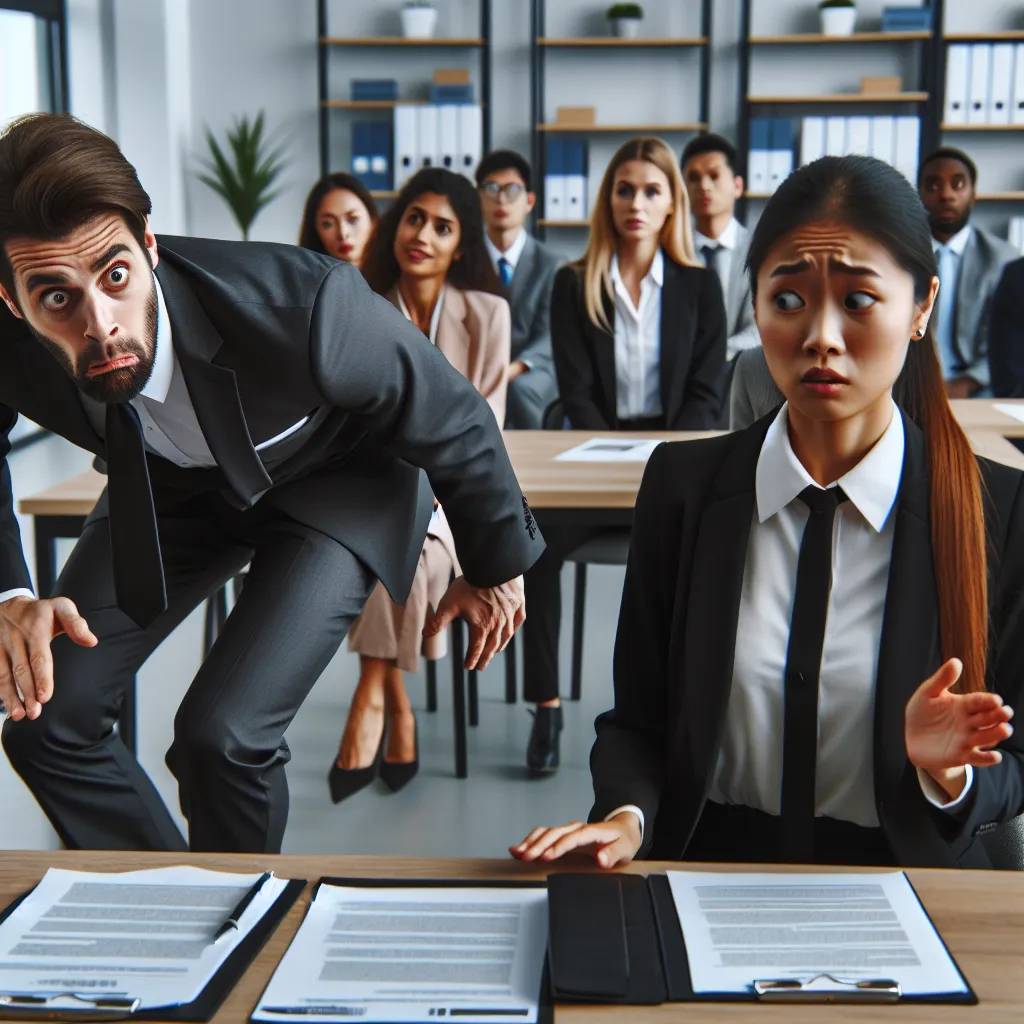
[329,167,511,803]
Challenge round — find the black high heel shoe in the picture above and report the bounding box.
[379,712,419,793]
[328,723,384,805]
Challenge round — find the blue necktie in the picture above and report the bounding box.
[498,257,513,288]
[935,244,960,379]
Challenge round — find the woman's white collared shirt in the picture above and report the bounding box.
[610,250,663,421]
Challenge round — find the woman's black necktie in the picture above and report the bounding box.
[781,484,847,863]
[104,402,167,629]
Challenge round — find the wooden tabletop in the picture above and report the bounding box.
[18,418,1024,516]
[0,852,1021,1023]
[950,399,1024,435]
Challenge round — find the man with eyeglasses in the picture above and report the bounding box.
[476,150,561,429]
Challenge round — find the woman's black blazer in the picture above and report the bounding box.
[550,254,727,430]
[588,409,1024,868]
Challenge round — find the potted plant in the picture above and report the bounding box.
[606,3,644,38]
[401,0,438,39]
[197,112,287,241]
[819,0,857,36]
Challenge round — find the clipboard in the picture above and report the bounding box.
[0,876,306,1021]
[546,873,979,1006]
[250,877,553,1024]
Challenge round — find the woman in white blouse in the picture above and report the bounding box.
[513,154,1023,869]
[520,137,727,778]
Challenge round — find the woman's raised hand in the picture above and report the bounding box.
[509,813,642,869]
[905,658,1015,800]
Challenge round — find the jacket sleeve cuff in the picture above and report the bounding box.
[917,765,975,811]
[605,804,645,843]
[0,588,35,605]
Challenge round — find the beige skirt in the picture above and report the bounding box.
[346,509,459,672]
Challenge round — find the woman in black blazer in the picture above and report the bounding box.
[513,155,1023,870]
[521,138,727,777]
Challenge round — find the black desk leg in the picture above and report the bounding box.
[570,562,587,702]
[425,659,438,713]
[451,618,468,779]
[504,635,517,704]
[468,670,479,728]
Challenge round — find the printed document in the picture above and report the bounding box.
[554,437,662,462]
[994,403,1024,424]
[0,866,289,1009]
[253,884,548,1023]
[667,871,969,996]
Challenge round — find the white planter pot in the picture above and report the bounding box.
[819,7,857,35]
[610,17,641,38]
[401,6,438,38]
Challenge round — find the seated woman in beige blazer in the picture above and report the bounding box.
[329,167,511,803]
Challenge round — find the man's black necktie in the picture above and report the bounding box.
[700,244,722,281]
[780,484,847,864]
[104,402,167,629]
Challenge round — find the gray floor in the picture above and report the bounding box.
[1,434,625,857]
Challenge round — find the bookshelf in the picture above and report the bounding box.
[736,0,940,218]
[934,4,1024,224]
[529,0,715,240]
[315,1,492,181]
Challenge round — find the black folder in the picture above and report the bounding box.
[0,876,306,1021]
[249,877,552,1024]
[546,872,978,1006]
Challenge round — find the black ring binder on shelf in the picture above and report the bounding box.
[546,872,979,1007]
[0,877,306,1021]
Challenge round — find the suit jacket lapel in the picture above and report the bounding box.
[433,286,470,374]
[672,420,768,809]
[726,224,749,333]
[659,257,685,425]
[591,291,618,422]
[956,232,985,362]
[872,413,959,866]
[510,235,536,304]
[154,259,272,506]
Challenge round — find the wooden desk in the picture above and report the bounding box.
[0,852,1021,1023]
[951,398,1024,436]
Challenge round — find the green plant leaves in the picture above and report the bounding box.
[198,111,287,241]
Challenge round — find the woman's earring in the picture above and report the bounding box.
[913,329,924,339]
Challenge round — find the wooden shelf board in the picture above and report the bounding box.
[538,123,706,133]
[539,36,706,47]
[944,31,1024,42]
[320,36,483,47]
[323,100,486,109]
[976,192,1024,201]
[749,31,932,44]
[370,191,399,199]
[941,122,1024,131]
[745,193,773,199]
[749,92,928,103]
[538,219,590,227]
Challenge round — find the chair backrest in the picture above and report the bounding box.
[542,399,566,431]
[980,813,1024,870]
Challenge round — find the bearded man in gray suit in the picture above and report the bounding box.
[476,150,561,429]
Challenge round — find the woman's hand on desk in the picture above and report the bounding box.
[905,658,1015,800]
[509,814,642,869]
[0,596,97,721]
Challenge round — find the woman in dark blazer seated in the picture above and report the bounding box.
[521,137,727,776]
[513,154,1023,870]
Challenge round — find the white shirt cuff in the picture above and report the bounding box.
[605,804,645,843]
[917,765,975,812]
[0,588,35,605]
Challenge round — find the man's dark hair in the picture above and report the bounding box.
[919,147,978,188]
[361,167,503,297]
[475,149,532,192]
[681,133,740,176]
[0,113,152,300]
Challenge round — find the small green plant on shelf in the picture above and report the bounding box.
[197,111,287,242]
[607,2,643,38]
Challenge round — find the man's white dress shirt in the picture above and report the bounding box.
[610,248,663,421]
[484,228,528,276]
[609,402,972,841]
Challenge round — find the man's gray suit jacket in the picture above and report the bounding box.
[505,234,561,428]
[0,236,545,602]
[946,226,1018,389]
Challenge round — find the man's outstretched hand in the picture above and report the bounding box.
[424,576,525,671]
[0,596,96,721]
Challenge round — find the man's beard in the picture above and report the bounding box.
[30,283,158,404]
[928,208,970,239]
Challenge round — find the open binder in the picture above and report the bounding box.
[546,873,978,1006]
[0,876,306,1021]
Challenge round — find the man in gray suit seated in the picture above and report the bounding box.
[477,150,561,428]
[919,147,1017,398]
